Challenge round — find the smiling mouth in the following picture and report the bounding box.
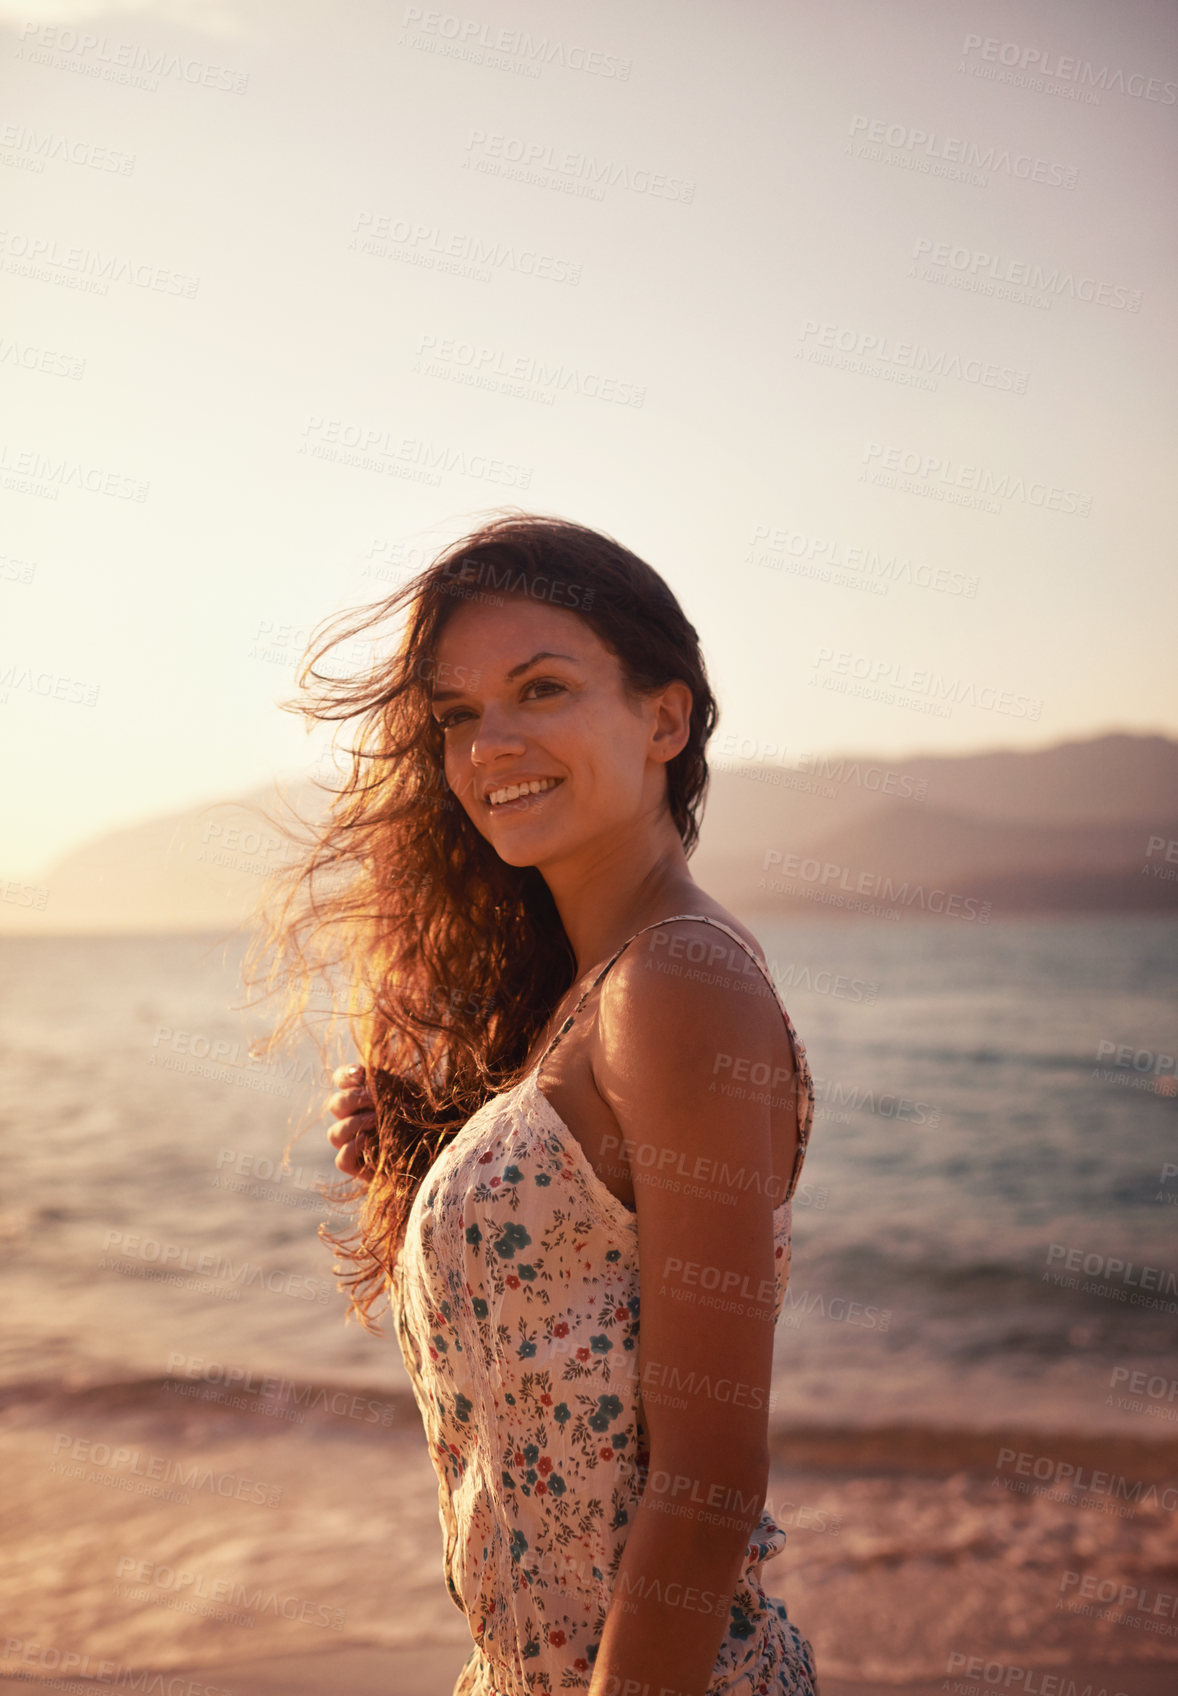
[485,777,564,811]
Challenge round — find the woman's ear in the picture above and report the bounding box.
[649,679,693,763]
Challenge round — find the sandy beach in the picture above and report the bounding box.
[3,925,1177,1694]
[3,1651,1173,1696]
[2,1373,1175,1696]
[5,0,1178,1662]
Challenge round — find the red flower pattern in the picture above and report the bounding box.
[390,916,820,1696]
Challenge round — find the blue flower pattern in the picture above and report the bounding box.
[391,915,820,1695]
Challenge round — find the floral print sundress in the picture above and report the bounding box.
[391,914,820,1696]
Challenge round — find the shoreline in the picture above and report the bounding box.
[2,1651,1176,1696]
[5,1371,1177,1480]
[4,1379,1177,1691]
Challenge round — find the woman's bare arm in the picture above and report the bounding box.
[585,919,794,1696]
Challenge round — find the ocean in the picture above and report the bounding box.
[2,916,1176,1687]
[1,915,1175,1438]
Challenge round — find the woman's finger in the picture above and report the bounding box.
[326,1110,376,1150]
[326,1085,374,1120]
[334,1140,372,1179]
[331,1063,367,1089]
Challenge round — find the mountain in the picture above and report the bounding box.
[2,732,1176,934]
[868,732,1178,825]
[699,798,1178,920]
[0,783,314,938]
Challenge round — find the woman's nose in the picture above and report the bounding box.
[469,706,527,763]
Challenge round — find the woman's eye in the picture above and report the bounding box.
[433,680,563,731]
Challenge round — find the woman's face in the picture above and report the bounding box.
[429,595,690,870]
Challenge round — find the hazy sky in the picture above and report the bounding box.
[2,0,1176,880]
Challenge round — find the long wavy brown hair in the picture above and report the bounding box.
[242,510,718,1331]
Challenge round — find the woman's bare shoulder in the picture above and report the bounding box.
[649,898,768,966]
[592,905,777,1079]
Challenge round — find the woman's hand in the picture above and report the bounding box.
[326,1063,377,1181]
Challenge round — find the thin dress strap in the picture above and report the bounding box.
[533,911,815,1203]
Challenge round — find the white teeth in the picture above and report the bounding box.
[487,777,560,807]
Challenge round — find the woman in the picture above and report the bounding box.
[264,512,819,1694]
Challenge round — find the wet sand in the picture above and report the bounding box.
[1,1649,1175,1696]
[3,1375,1175,1695]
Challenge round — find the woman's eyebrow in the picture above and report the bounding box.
[430,650,578,703]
